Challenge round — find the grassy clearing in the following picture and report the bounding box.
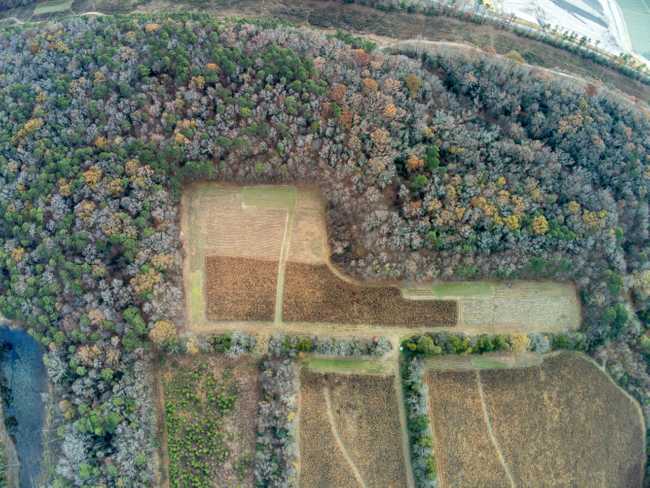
[429,281,494,298]
[33,0,72,15]
[423,352,543,371]
[241,185,296,209]
[300,370,408,488]
[304,357,389,375]
[161,355,259,488]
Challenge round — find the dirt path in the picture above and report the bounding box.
[322,386,367,488]
[154,370,170,488]
[274,207,294,325]
[475,371,517,488]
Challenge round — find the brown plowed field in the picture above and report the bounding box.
[283,262,456,327]
[480,352,645,488]
[427,370,510,488]
[205,256,277,321]
[300,370,408,488]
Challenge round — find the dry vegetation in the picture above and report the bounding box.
[426,370,509,488]
[161,355,259,487]
[205,256,278,322]
[299,370,408,488]
[283,262,457,327]
[427,352,645,488]
[480,352,645,488]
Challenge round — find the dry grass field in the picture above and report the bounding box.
[427,352,645,488]
[480,352,645,488]
[205,256,277,321]
[283,262,457,327]
[299,370,408,488]
[427,370,510,488]
[161,355,259,487]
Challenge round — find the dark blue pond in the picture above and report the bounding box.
[0,327,47,488]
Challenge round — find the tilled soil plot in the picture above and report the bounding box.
[427,370,510,488]
[283,263,456,327]
[480,352,645,488]
[205,256,278,321]
[299,370,408,488]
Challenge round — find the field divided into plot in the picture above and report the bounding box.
[299,370,408,488]
[404,281,580,332]
[426,352,645,488]
[161,356,259,488]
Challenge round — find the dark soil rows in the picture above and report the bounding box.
[283,262,456,327]
[205,256,278,321]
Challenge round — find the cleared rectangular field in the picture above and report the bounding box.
[205,256,277,321]
[404,281,580,332]
[161,355,259,487]
[427,352,645,487]
[304,357,390,375]
[283,262,457,327]
[299,370,408,488]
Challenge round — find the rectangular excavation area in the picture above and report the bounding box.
[283,262,457,327]
[427,352,645,488]
[299,370,408,488]
[205,256,278,321]
[161,355,259,488]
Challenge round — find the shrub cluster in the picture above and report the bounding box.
[268,333,392,358]
[162,331,257,357]
[254,359,298,488]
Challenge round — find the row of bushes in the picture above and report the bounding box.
[402,331,587,356]
[402,357,437,488]
[159,331,257,357]
[254,359,298,488]
[268,334,392,358]
[346,0,650,85]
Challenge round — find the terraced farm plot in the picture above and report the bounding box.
[283,262,457,327]
[205,256,277,321]
[427,352,645,488]
[160,355,259,488]
[299,370,408,488]
[404,281,580,332]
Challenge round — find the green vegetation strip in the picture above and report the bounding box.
[305,357,388,375]
[429,281,494,298]
[241,185,296,209]
[33,0,71,15]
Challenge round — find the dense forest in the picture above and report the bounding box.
[0,13,647,486]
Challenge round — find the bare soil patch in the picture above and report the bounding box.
[283,262,457,327]
[300,369,408,488]
[205,256,277,321]
[427,370,509,488]
[480,352,645,488]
